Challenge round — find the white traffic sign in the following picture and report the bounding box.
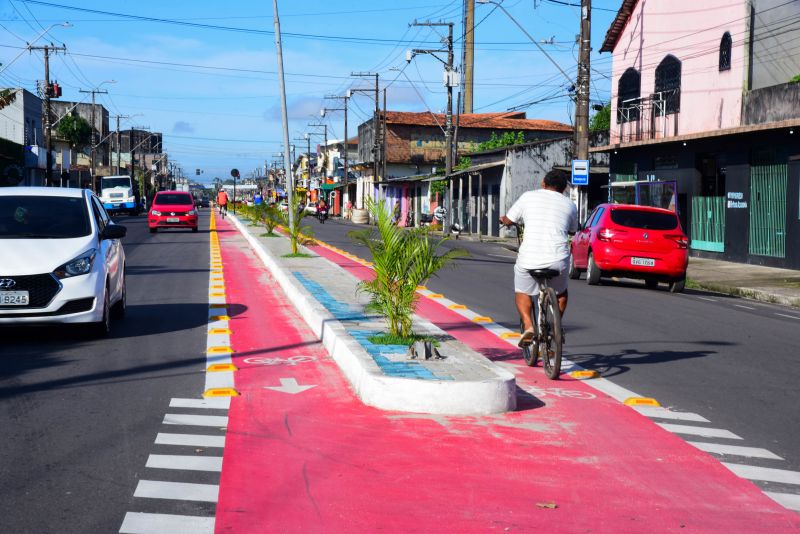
[264,378,317,395]
[571,159,589,186]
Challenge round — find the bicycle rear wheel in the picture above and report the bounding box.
[541,287,563,379]
[520,320,539,367]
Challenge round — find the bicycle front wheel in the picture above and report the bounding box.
[541,287,563,379]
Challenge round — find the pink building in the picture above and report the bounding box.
[594,0,800,269]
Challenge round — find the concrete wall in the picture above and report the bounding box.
[609,0,749,142]
[750,0,800,90]
[742,81,800,124]
[0,89,43,147]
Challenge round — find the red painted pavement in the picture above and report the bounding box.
[214,215,799,532]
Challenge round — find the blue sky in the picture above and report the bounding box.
[0,0,619,183]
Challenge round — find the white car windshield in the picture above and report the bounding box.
[102,178,131,189]
[0,196,92,239]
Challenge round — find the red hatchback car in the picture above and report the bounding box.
[569,203,689,292]
[148,191,198,233]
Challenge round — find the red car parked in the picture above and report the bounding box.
[569,203,688,292]
[148,191,198,233]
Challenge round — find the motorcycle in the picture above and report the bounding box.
[317,205,329,224]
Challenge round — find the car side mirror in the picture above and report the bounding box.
[102,224,127,240]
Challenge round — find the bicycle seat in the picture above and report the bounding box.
[527,268,560,279]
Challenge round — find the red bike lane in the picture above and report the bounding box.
[213,215,798,532]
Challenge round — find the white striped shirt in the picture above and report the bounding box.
[506,189,578,269]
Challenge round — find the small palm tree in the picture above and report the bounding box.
[275,203,313,253]
[350,198,466,338]
[261,204,280,235]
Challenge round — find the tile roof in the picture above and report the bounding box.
[382,111,572,132]
[600,0,639,53]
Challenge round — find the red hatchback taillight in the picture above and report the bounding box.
[597,227,626,242]
[665,234,689,249]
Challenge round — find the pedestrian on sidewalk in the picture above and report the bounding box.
[345,199,353,220]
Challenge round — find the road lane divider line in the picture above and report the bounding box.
[656,423,743,440]
[146,454,223,472]
[764,492,800,511]
[155,433,226,448]
[163,413,229,428]
[722,463,800,485]
[631,406,709,422]
[169,397,230,410]
[687,441,784,460]
[133,480,220,502]
[120,512,215,533]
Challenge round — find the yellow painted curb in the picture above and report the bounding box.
[203,388,239,397]
[209,315,231,321]
[427,293,444,299]
[209,328,232,335]
[207,346,234,354]
[207,363,238,372]
[416,285,427,291]
[624,397,661,407]
[570,370,600,379]
[500,332,522,339]
[472,316,493,323]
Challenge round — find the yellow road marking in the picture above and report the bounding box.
[570,370,600,379]
[448,304,467,310]
[207,346,234,354]
[624,397,661,407]
[209,328,232,335]
[472,316,493,323]
[203,388,239,397]
[207,363,238,372]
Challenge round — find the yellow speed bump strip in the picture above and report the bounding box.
[416,285,427,291]
[570,370,600,379]
[624,397,661,407]
[448,304,467,310]
[204,388,239,397]
[207,346,234,354]
[210,292,226,297]
[209,303,227,309]
[427,293,444,299]
[209,328,232,335]
[209,315,230,321]
[207,363,238,372]
[500,332,522,339]
[472,316,493,323]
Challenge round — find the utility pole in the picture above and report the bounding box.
[351,71,380,184]
[382,87,388,189]
[273,0,295,244]
[112,114,129,174]
[80,87,108,190]
[410,21,456,225]
[31,44,66,185]
[462,0,475,113]
[575,0,592,222]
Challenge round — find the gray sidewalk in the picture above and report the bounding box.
[687,257,800,308]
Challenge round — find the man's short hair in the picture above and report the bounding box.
[543,169,569,193]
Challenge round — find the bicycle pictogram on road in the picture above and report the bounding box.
[242,355,317,366]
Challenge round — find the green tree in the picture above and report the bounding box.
[476,131,525,152]
[55,113,92,149]
[790,74,800,83]
[350,198,466,338]
[0,89,17,111]
[589,103,611,131]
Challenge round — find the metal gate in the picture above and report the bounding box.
[691,196,725,252]
[749,163,787,258]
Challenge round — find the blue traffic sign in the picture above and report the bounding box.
[571,159,589,186]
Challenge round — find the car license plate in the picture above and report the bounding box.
[0,291,29,305]
[166,217,180,223]
[631,257,656,267]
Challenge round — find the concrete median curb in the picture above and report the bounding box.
[227,215,516,415]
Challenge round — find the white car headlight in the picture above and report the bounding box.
[151,210,162,216]
[187,209,196,216]
[54,249,97,279]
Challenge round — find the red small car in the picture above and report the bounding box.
[569,203,688,292]
[148,191,198,233]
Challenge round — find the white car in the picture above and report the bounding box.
[0,187,127,336]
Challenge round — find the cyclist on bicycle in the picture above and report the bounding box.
[500,169,578,347]
[217,188,229,217]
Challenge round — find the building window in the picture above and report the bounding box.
[655,55,682,114]
[719,32,732,71]
[617,68,641,123]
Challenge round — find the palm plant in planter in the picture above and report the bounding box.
[350,198,466,338]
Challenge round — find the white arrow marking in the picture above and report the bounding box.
[264,378,317,394]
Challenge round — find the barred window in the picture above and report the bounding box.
[654,55,682,114]
[617,68,641,123]
[719,32,732,71]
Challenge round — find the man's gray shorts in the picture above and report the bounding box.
[514,260,569,296]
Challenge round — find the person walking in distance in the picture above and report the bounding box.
[217,188,229,218]
[500,169,578,346]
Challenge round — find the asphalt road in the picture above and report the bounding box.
[308,217,800,485]
[0,210,213,532]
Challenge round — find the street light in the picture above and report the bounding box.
[0,22,72,76]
